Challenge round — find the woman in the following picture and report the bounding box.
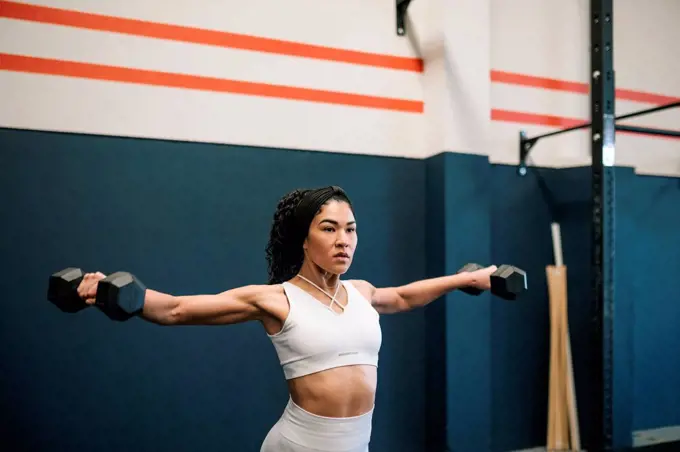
[77,185,497,452]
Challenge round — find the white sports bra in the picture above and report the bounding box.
[267,280,382,380]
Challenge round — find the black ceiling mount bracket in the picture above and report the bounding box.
[518,130,537,176]
[517,100,680,176]
[396,0,414,36]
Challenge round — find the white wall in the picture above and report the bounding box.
[490,0,680,176]
[1,0,679,176]
[0,0,424,158]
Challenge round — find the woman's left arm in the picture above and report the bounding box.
[350,265,496,314]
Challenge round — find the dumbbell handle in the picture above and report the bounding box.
[456,262,527,300]
[456,263,485,296]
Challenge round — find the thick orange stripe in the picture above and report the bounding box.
[491,70,679,105]
[0,53,423,113]
[615,88,679,105]
[491,109,680,140]
[0,1,423,73]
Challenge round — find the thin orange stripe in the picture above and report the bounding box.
[490,70,588,95]
[0,1,423,73]
[0,53,423,113]
[491,70,679,105]
[491,109,680,140]
[491,109,586,128]
[615,88,679,105]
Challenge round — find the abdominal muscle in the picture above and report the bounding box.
[287,365,377,418]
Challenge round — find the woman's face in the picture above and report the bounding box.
[303,200,357,276]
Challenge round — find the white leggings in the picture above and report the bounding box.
[260,398,373,452]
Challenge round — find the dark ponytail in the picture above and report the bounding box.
[265,189,308,284]
[265,186,352,284]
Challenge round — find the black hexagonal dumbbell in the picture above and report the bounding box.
[457,262,527,300]
[490,264,528,300]
[94,271,147,322]
[47,268,147,321]
[47,267,88,313]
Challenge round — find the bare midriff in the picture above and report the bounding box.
[287,364,377,418]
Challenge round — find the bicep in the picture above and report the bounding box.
[174,285,266,325]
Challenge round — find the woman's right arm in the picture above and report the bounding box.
[145,285,271,326]
[78,273,272,326]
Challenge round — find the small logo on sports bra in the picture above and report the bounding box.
[338,352,358,356]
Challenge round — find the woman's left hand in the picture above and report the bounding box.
[466,265,497,291]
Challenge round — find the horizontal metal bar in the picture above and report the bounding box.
[526,100,679,143]
[518,100,680,176]
[616,100,680,121]
[524,121,590,141]
[616,124,680,138]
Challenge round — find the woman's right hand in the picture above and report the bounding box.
[77,272,107,305]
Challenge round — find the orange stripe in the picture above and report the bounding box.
[491,109,586,128]
[491,70,680,105]
[490,70,588,95]
[0,1,423,73]
[615,88,679,105]
[0,53,423,113]
[491,109,680,140]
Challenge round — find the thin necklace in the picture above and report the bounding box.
[296,274,346,313]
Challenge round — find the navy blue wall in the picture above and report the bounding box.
[619,171,680,431]
[421,156,680,452]
[487,164,680,450]
[2,127,680,452]
[424,153,493,451]
[489,164,560,451]
[421,159,602,451]
[488,165,602,451]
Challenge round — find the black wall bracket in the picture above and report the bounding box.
[517,100,680,176]
[396,0,414,36]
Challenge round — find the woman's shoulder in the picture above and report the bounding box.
[343,279,376,302]
[246,283,290,322]
[251,282,288,302]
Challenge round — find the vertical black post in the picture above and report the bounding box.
[590,0,615,451]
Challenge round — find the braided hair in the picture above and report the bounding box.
[265,186,352,284]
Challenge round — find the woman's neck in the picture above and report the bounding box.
[297,262,339,292]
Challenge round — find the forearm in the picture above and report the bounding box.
[396,273,472,309]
